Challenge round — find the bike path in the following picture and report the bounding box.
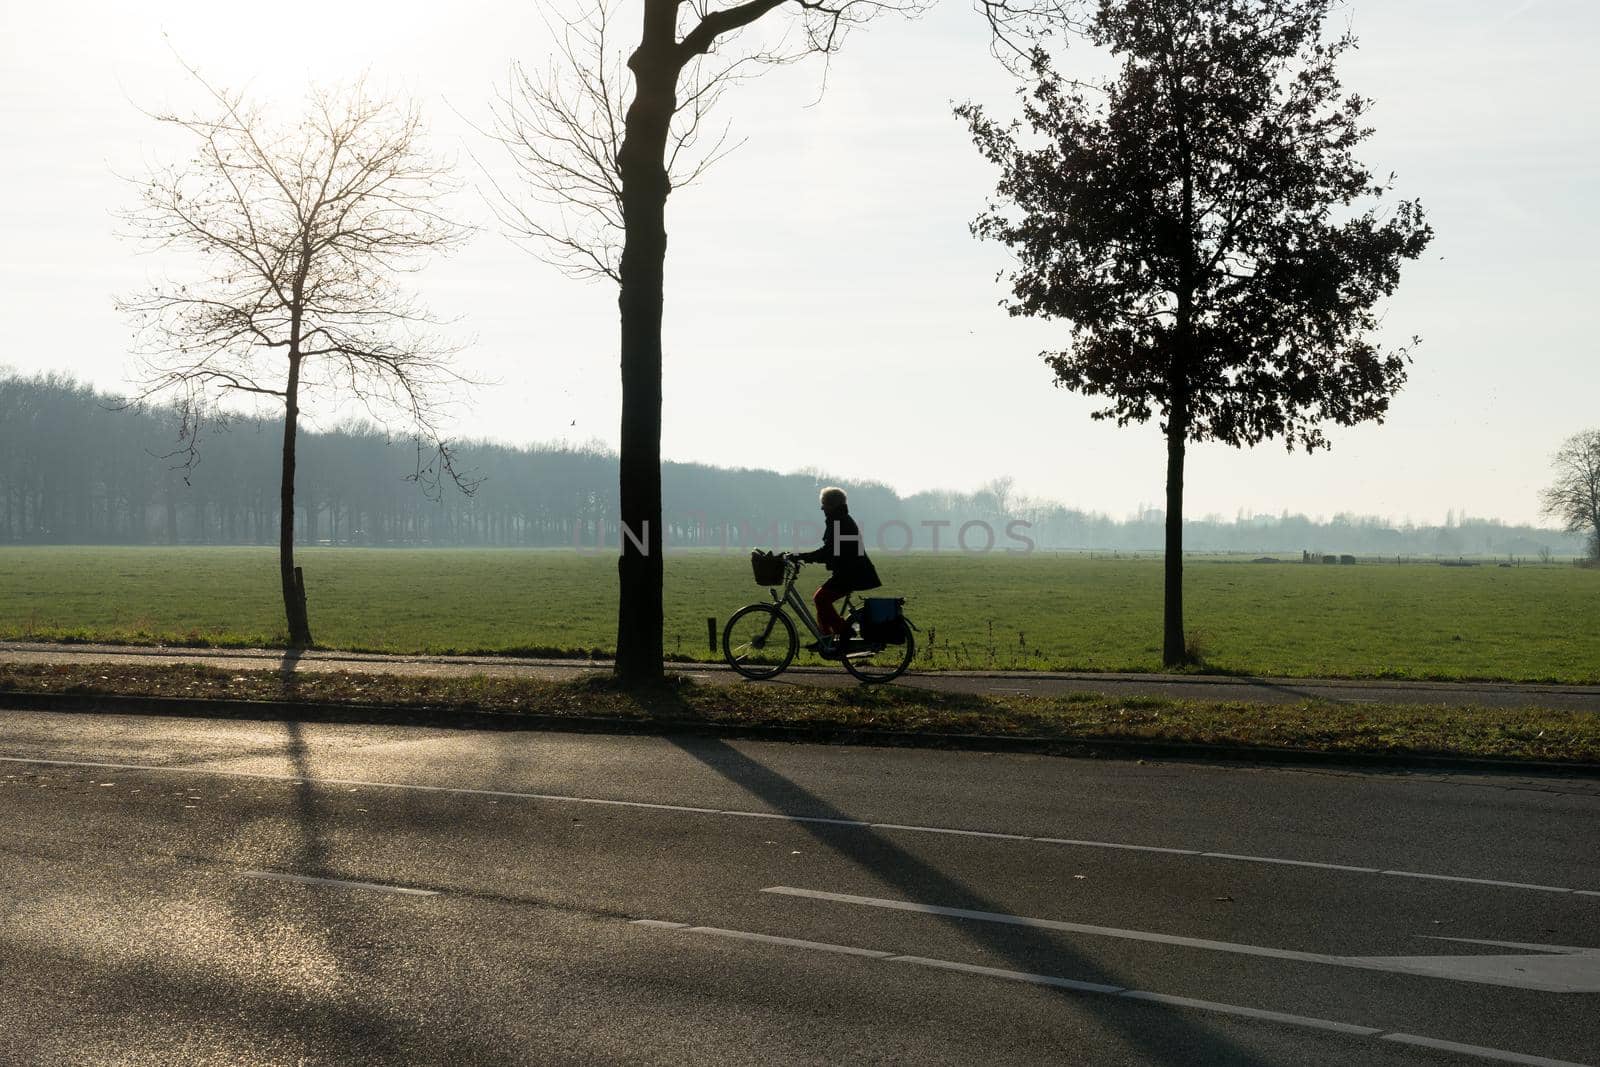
[4,641,1598,712]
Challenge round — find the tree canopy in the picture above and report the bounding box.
[962,0,1432,451]
[117,67,471,644]
[959,0,1432,662]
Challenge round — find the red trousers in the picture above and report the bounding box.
[814,581,848,636]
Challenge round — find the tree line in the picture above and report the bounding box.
[2,371,1582,557]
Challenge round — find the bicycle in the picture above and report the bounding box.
[722,552,916,684]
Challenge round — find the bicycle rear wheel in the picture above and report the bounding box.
[839,618,915,684]
[722,603,797,680]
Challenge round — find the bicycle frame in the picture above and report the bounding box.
[771,559,854,641]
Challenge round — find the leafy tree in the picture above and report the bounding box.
[959,0,1432,665]
[118,66,472,646]
[1541,430,1600,561]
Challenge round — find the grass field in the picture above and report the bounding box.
[1,546,1597,683]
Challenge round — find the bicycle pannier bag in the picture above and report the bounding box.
[750,550,786,586]
[860,596,906,644]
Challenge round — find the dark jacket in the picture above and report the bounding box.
[799,512,882,591]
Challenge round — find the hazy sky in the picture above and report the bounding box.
[2,0,1594,526]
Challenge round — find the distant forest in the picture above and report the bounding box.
[0,372,1583,557]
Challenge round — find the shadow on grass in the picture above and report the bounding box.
[277,647,304,699]
[585,673,1025,729]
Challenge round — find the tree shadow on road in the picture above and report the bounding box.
[666,734,1273,1065]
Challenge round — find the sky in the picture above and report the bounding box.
[1,0,1594,527]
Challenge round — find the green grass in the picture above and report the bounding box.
[3,660,1596,764]
[2,546,1597,683]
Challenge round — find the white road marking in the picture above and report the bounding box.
[872,823,1032,841]
[1382,870,1572,893]
[1202,852,1380,873]
[572,798,724,814]
[239,870,437,896]
[1381,1032,1592,1066]
[635,919,1594,1067]
[891,955,1124,994]
[1350,938,1600,993]
[764,886,1333,964]
[3,753,1595,896]
[1117,990,1380,1036]
[680,925,892,959]
[762,886,1600,993]
[1036,836,1199,855]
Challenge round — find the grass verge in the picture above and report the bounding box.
[7,548,1599,683]
[3,662,1597,766]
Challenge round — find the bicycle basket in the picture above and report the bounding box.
[750,550,786,586]
[859,596,907,644]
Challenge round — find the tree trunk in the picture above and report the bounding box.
[1590,487,1600,560]
[1162,403,1187,667]
[615,277,664,683]
[613,9,677,686]
[1166,73,1196,669]
[164,476,179,545]
[280,355,313,647]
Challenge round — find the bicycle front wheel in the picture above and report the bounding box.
[722,603,798,680]
[840,620,916,684]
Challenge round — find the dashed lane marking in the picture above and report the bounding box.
[761,886,1600,993]
[633,919,1593,1067]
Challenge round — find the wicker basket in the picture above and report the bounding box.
[750,550,787,586]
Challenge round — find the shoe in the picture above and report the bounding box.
[806,636,841,659]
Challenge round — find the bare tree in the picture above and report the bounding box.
[483,1,756,283]
[118,65,472,647]
[1541,429,1600,562]
[490,0,950,684]
[975,0,1091,67]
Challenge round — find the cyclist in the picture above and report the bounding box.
[791,486,881,656]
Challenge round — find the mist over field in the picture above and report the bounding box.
[1,372,1585,557]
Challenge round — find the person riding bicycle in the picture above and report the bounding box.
[792,486,881,657]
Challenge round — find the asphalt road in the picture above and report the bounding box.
[2,704,1596,1065]
[6,641,1600,711]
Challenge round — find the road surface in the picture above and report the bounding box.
[1,703,1596,1064]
